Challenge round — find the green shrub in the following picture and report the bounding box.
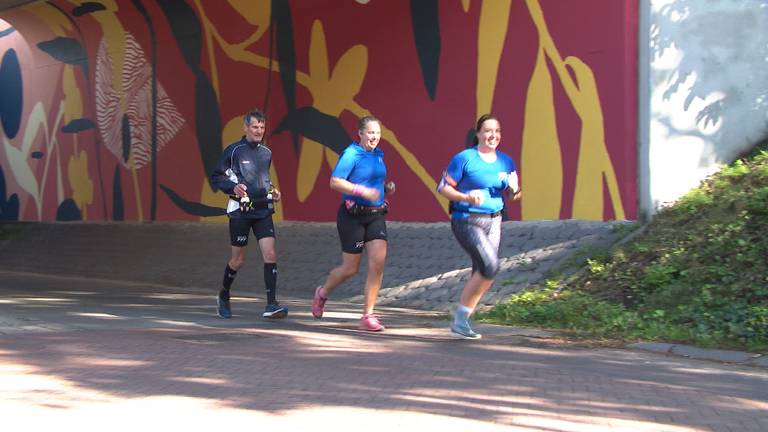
[480,141,768,353]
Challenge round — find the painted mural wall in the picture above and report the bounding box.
[639,0,768,218]
[0,0,637,222]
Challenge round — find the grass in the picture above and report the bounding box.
[477,142,768,353]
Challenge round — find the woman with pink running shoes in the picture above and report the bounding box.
[311,116,396,331]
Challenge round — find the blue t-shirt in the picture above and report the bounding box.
[445,147,518,219]
[331,143,387,206]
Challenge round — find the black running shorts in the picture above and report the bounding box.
[229,216,275,247]
[336,204,388,254]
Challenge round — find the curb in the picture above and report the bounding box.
[628,342,767,368]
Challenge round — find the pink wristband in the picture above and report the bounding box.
[351,184,364,197]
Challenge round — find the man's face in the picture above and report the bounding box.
[244,118,266,143]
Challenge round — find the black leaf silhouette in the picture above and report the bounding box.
[156,0,203,69]
[112,165,124,221]
[56,198,82,221]
[72,2,107,16]
[156,1,221,189]
[272,0,299,152]
[121,113,131,163]
[194,72,223,185]
[160,184,227,217]
[410,0,441,100]
[0,166,19,221]
[0,48,22,139]
[273,107,350,155]
[61,118,96,133]
[37,37,89,77]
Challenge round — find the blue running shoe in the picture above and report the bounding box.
[263,303,288,319]
[450,319,482,340]
[217,294,232,319]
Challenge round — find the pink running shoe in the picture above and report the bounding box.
[312,286,327,319]
[359,314,385,332]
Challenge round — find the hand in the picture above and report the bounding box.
[271,188,281,202]
[511,189,522,201]
[362,186,381,202]
[233,183,248,198]
[384,181,396,195]
[465,190,484,206]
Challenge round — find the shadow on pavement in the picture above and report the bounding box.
[1,271,766,431]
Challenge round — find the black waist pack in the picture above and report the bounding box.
[231,195,272,212]
[344,200,389,216]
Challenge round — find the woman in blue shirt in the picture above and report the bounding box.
[311,116,395,331]
[437,114,522,339]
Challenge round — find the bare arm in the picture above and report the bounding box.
[437,174,482,206]
[505,171,522,201]
[506,188,522,202]
[330,177,380,202]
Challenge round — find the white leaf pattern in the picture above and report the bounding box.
[95,33,184,169]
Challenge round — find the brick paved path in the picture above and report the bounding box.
[0,271,766,431]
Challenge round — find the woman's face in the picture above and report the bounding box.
[358,120,381,151]
[476,118,501,151]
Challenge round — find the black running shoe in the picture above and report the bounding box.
[262,303,288,319]
[217,294,232,319]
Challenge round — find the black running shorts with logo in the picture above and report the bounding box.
[229,216,275,247]
[336,204,388,254]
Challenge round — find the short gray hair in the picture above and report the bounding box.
[244,109,266,126]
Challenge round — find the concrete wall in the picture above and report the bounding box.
[639,0,768,219]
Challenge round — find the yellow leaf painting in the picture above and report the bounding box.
[61,65,82,124]
[521,45,563,219]
[476,0,511,118]
[565,57,626,220]
[227,0,271,41]
[297,20,368,202]
[523,0,625,220]
[67,150,94,219]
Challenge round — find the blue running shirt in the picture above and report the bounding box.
[331,143,387,206]
[445,148,518,219]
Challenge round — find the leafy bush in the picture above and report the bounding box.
[479,141,768,353]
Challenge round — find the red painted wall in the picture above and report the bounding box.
[0,0,637,222]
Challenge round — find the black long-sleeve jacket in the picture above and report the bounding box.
[210,136,274,219]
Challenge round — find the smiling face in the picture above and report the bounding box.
[358,120,381,151]
[244,117,266,143]
[475,117,501,152]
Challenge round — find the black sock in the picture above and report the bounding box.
[220,264,237,300]
[264,263,277,304]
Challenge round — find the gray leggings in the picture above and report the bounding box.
[451,214,502,279]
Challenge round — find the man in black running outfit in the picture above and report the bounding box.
[210,109,287,319]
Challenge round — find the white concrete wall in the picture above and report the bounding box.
[639,0,768,219]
